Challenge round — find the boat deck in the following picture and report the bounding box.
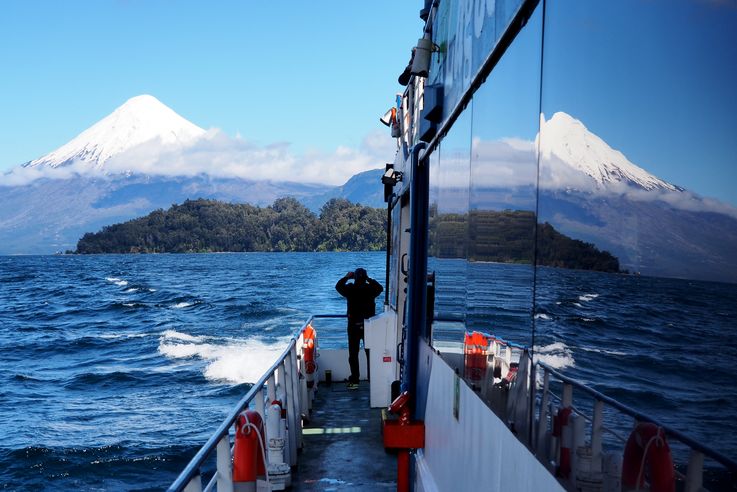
[292,381,397,491]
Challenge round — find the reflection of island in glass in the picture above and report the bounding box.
[430,207,620,273]
[465,112,737,283]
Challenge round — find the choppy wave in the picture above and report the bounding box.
[105,277,128,287]
[534,342,574,370]
[158,329,292,384]
[579,346,626,356]
[3,253,736,488]
[0,444,197,490]
[171,302,194,309]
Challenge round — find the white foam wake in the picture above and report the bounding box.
[578,293,599,302]
[105,276,128,287]
[579,346,627,356]
[534,342,575,370]
[157,329,290,384]
[171,302,194,309]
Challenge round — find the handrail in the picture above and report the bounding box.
[167,314,346,492]
[543,390,630,444]
[536,360,737,473]
[432,317,528,350]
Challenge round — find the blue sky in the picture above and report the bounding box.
[465,0,737,207]
[0,1,422,172]
[1,0,735,207]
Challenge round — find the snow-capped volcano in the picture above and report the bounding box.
[538,112,679,192]
[24,95,206,170]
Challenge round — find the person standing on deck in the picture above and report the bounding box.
[335,268,383,389]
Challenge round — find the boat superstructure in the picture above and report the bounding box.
[170,0,737,490]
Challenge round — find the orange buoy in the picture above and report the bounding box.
[463,331,489,382]
[302,324,317,387]
[233,410,265,487]
[553,406,573,478]
[621,422,675,492]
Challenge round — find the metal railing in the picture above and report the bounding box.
[167,314,345,492]
[532,361,737,491]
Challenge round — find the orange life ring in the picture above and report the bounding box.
[302,324,317,375]
[553,406,573,478]
[621,422,675,492]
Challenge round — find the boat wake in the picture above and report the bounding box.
[157,330,291,384]
[534,342,574,370]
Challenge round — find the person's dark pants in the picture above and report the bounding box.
[347,320,364,383]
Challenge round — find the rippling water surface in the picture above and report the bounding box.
[0,252,385,490]
[1,253,736,489]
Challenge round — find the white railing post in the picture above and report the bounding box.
[276,364,291,470]
[268,373,277,404]
[216,434,234,492]
[183,476,202,492]
[550,403,560,470]
[684,450,704,492]
[536,369,550,460]
[562,383,573,408]
[276,365,286,404]
[591,400,604,475]
[255,387,265,423]
[289,345,303,450]
[296,335,311,416]
[284,358,298,466]
[570,412,585,489]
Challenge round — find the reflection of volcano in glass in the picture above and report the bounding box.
[464,111,737,283]
[538,112,680,192]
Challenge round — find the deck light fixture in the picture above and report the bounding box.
[382,168,403,187]
[410,33,439,78]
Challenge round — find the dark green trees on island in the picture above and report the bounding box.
[430,209,620,273]
[76,198,387,254]
[76,198,620,273]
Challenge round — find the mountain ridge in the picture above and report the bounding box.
[2,96,735,282]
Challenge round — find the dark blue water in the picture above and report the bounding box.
[0,252,385,490]
[533,268,737,481]
[1,254,736,489]
[430,258,737,480]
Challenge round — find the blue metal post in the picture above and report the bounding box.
[402,142,428,420]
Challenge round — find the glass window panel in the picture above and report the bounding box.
[428,109,472,331]
[467,2,542,354]
[538,0,737,474]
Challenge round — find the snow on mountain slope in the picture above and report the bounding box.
[538,112,679,192]
[24,95,206,170]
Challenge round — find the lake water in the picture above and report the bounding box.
[1,253,735,489]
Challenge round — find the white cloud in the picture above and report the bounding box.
[0,129,397,187]
[0,160,98,187]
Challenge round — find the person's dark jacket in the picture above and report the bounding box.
[335,277,384,323]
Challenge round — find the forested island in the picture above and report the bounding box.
[76,199,620,273]
[76,198,386,253]
[430,209,621,273]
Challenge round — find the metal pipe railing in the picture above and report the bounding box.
[167,314,346,492]
[534,360,737,492]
